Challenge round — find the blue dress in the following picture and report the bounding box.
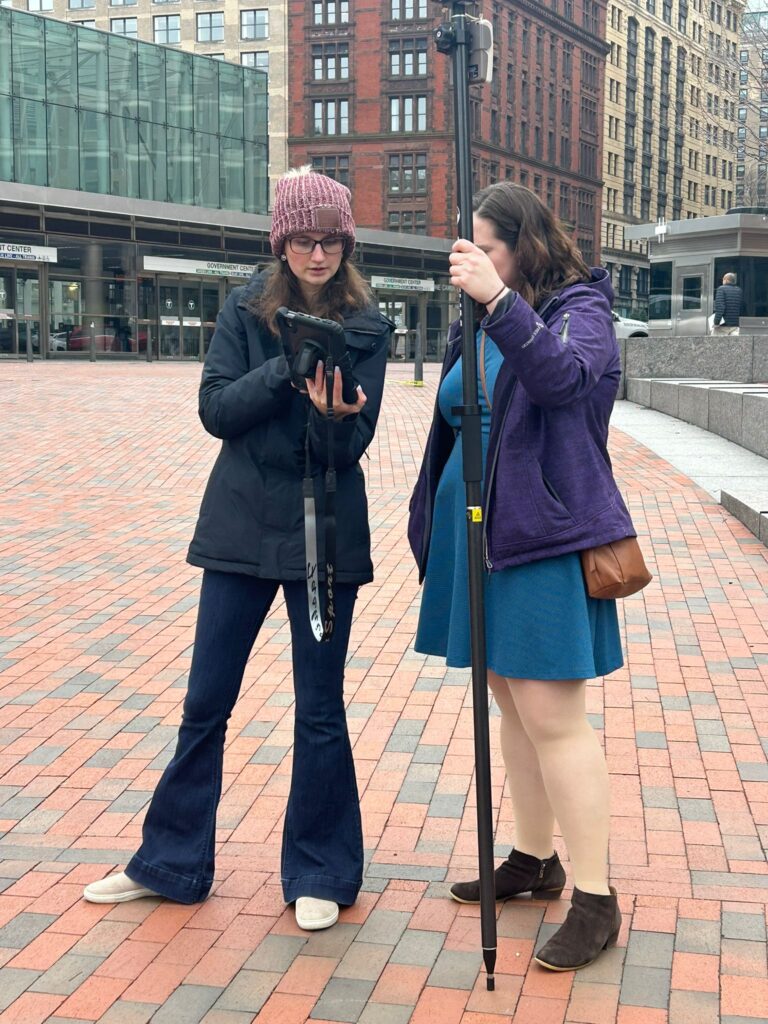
[414,333,623,680]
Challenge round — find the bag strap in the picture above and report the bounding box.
[303,367,336,643]
[479,330,492,411]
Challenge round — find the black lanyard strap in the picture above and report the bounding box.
[303,366,336,642]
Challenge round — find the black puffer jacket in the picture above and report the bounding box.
[714,283,742,327]
[187,271,392,583]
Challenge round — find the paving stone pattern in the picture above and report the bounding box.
[0,362,767,1023]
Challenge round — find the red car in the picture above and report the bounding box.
[66,326,148,352]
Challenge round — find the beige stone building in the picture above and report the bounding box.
[602,0,744,318]
[737,1,768,205]
[2,0,288,195]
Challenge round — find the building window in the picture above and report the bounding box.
[154,15,180,44]
[576,189,595,228]
[241,9,268,41]
[389,38,428,76]
[491,109,499,145]
[311,155,350,186]
[313,98,350,135]
[582,53,598,91]
[110,0,137,5]
[242,51,269,74]
[389,95,427,132]
[313,1,349,24]
[391,0,428,18]
[69,0,95,8]
[388,152,427,193]
[28,0,54,9]
[581,141,598,177]
[111,16,137,36]
[580,98,597,135]
[197,12,224,43]
[559,183,571,221]
[74,19,96,26]
[583,0,599,34]
[387,210,427,234]
[312,43,350,80]
[618,265,633,296]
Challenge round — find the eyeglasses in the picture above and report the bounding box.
[287,236,345,255]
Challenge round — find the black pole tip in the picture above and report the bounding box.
[486,974,495,991]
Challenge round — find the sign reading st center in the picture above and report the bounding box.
[0,243,58,263]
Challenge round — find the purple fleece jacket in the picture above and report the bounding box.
[408,268,636,580]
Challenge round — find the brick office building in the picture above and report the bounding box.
[287,1,608,264]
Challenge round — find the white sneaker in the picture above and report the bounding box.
[83,871,158,904]
[295,897,339,931]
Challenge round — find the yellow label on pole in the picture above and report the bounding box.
[467,507,483,522]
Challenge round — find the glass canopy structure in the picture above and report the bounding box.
[0,8,269,213]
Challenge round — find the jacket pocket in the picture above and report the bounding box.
[485,455,576,559]
[526,459,575,535]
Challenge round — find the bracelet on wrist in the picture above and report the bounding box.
[485,284,509,306]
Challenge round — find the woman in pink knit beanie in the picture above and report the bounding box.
[82,166,392,935]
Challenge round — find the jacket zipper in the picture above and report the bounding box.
[559,313,571,344]
[481,295,562,570]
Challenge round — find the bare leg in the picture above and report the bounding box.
[488,670,555,860]
[507,678,611,895]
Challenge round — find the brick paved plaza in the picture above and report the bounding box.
[1,361,767,1024]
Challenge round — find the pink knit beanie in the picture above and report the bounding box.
[270,166,356,258]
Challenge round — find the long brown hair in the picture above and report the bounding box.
[252,257,372,336]
[473,182,591,309]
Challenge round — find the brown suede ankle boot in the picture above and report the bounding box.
[534,886,621,971]
[449,849,565,905]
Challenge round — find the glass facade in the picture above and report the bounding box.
[0,198,453,362]
[0,8,269,214]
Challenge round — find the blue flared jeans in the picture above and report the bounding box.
[126,569,363,906]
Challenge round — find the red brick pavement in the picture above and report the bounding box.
[0,361,767,1023]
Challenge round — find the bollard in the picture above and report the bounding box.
[413,325,424,387]
[89,321,96,362]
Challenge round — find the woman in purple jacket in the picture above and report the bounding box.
[409,183,637,971]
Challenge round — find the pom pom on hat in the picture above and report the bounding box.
[270,166,356,258]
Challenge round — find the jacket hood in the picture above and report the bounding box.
[539,267,614,318]
[240,266,272,306]
[588,266,614,306]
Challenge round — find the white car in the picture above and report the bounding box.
[50,331,68,351]
[611,311,648,338]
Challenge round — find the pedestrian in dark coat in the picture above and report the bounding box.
[83,167,392,933]
[409,183,638,971]
[713,272,742,335]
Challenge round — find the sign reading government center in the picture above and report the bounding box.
[144,257,255,279]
